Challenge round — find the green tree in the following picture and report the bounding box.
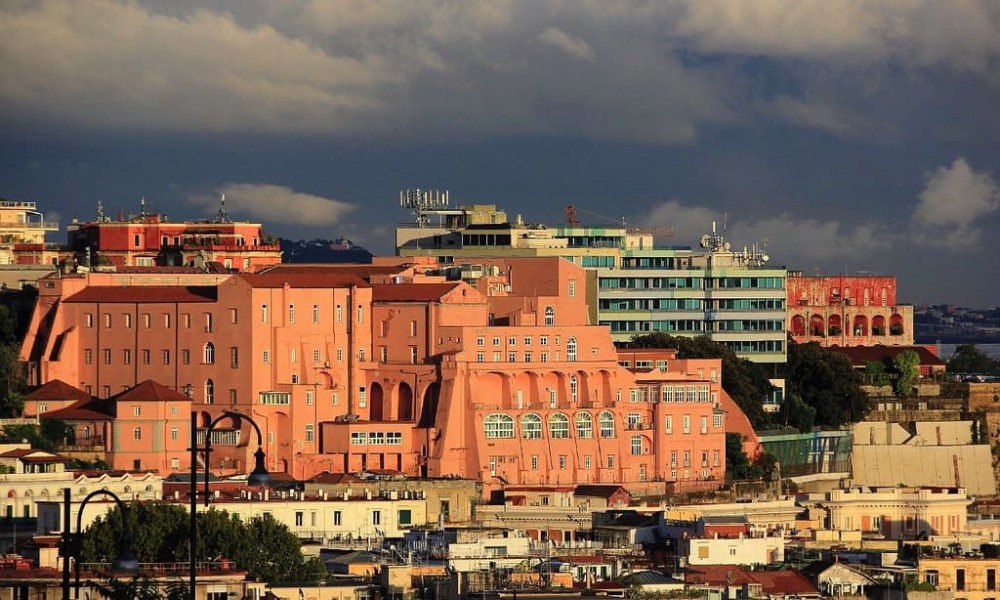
[725,432,776,480]
[0,420,68,451]
[863,360,890,386]
[629,333,775,428]
[81,503,326,584]
[0,342,26,416]
[948,344,1000,375]
[892,350,920,396]
[786,341,869,427]
[778,391,816,433]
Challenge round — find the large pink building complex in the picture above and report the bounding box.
[20,257,751,493]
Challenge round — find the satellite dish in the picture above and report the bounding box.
[699,234,711,248]
[762,255,769,262]
[724,242,731,251]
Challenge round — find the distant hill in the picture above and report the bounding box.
[279,237,374,264]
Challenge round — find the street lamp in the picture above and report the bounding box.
[190,410,271,600]
[60,487,140,600]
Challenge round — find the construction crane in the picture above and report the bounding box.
[565,205,673,238]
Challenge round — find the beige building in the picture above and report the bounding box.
[820,487,970,539]
[0,200,59,265]
[919,557,1000,600]
[304,474,480,525]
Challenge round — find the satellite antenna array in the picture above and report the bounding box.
[399,189,450,226]
[699,220,770,266]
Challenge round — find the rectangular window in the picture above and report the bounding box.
[103,349,112,364]
[133,406,141,416]
[143,313,151,328]
[86,313,94,328]
[290,348,297,363]
[524,352,532,362]
[559,455,567,469]
[410,320,417,337]
[540,336,548,345]
[358,386,367,408]
[476,352,485,363]
[295,512,303,527]
[337,348,343,362]
[713,413,723,428]
[523,337,532,346]
[701,416,708,434]
[336,304,342,323]
[230,308,238,324]
[103,313,111,327]
[261,304,268,323]
[492,337,501,346]
[493,351,501,362]
[312,304,319,324]
[85,349,93,364]
[357,304,364,323]
[306,391,314,406]
[531,455,539,470]
[410,346,418,364]
[163,313,171,328]
[182,349,190,365]
[477,337,485,346]
[371,510,381,526]
[398,509,412,526]
[584,455,592,469]
[288,304,295,323]
[334,511,342,526]
[508,352,517,362]
[607,454,615,469]
[683,415,691,434]
[163,350,170,365]
[262,349,270,364]
[569,280,576,297]
[230,347,239,368]
[183,314,191,329]
[305,424,314,442]
[541,352,548,363]
[665,415,673,433]
[508,336,517,346]
[142,349,150,364]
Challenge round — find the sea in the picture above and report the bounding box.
[935,343,1000,360]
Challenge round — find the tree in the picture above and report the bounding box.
[81,503,326,584]
[892,350,920,396]
[725,432,776,480]
[0,342,25,416]
[629,333,775,428]
[786,341,869,427]
[948,344,1000,375]
[778,391,816,433]
[863,361,889,386]
[0,420,68,452]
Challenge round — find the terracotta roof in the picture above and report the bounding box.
[260,264,408,278]
[115,266,205,274]
[111,380,190,403]
[825,344,945,367]
[371,283,462,302]
[685,566,819,596]
[574,484,628,499]
[42,398,115,421]
[63,285,217,303]
[23,379,91,403]
[240,272,368,288]
[0,448,69,463]
[308,472,366,484]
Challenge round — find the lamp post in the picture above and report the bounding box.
[60,487,140,600]
[190,410,271,600]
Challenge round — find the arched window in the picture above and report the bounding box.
[549,413,570,439]
[544,306,555,326]
[203,342,215,364]
[575,412,593,439]
[570,375,578,401]
[170,426,179,440]
[205,379,215,404]
[599,411,615,438]
[484,414,514,439]
[521,414,542,439]
[567,337,578,362]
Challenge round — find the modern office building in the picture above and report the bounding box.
[395,193,786,406]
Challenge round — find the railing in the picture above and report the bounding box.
[78,560,242,577]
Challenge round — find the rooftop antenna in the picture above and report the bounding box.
[96,199,104,222]
[216,193,231,223]
[139,196,147,217]
[399,188,450,227]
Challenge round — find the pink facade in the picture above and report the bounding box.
[66,210,281,272]
[21,258,746,493]
[786,274,914,347]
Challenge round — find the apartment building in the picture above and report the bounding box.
[395,198,786,406]
[21,257,744,491]
[0,199,59,265]
[819,486,971,539]
[65,197,281,272]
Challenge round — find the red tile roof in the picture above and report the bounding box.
[260,264,409,278]
[42,398,115,421]
[23,379,91,403]
[685,566,819,596]
[111,380,190,403]
[825,344,945,367]
[63,285,217,303]
[114,266,205,274]
[372,283,462,302]
[240,271,368,288]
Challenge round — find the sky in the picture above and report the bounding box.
[1,1,999,306]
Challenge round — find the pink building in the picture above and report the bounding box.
[786,274,913,347]
[21,258,748,493]
[64,198,281,272]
